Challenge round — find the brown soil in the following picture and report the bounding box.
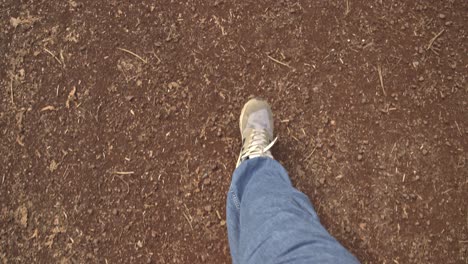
[1,0,467,263]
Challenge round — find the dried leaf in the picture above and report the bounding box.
[41,105,56,112]
[66,86,76,108]
[49,160,58,172]
[10,17,21,28]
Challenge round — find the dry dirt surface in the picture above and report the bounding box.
[1,0,467,263]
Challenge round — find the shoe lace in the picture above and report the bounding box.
[240,129,278,160]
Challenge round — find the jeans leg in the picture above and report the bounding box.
[226,157,360,264]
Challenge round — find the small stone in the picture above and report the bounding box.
[203,178,211,186]
[112,209,118,215]
[422,149,428,155]
[15,205,28,228]
[204,205,212,212]
[418,76,425,82]
[357,154,363,161]
[49,160,58,172]
[136,240,143,248]
[10,17,21,28]
[438,13,446,19]
[168,82,180,89]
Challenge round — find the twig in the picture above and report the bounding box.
[182,212,193,230]
[305,146,317,160]
[441,188,452,195]
[65,86,76,108]
[117,47,148,64]
[267,55,293,69]
[427,29,445,50]
[378,65,386,96]
[345,0,350,15]
[10,79,14,105]
[44,48,63,65]
[112,171,135,175]
[41,105,56,111]
[454,121,462,136]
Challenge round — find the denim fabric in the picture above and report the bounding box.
[227,157,360,264]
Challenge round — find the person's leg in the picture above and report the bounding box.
[226,98,359,264]
[227,157,359,264]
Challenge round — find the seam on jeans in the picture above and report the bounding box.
[230,190,241,210]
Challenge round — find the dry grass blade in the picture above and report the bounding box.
[117,47,148,64]
[345,0,350,15]
[10,79,14,105]
[41,106,56,112]
[378,65,386,96]
[44,48,63,65]
[112,171,135,175]
[66,86,76,108]
[182,212,194,230]
[427,29,445,50]
[267,55,293,69]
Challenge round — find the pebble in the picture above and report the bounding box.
[438,13,446,19]
[203,178,211,186]
[204,205,212,212]
[422,149,428,155]
[418,76,425,82]
[357,154,363,161]
[319,178,325,185]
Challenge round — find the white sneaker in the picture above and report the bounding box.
[236,98,278,168]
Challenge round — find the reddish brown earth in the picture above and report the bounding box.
[1,0,467,263]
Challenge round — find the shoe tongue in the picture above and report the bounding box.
[244,109,273,137]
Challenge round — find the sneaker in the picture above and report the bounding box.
[236,98,278,168]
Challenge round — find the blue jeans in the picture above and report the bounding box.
[227,158,360,264]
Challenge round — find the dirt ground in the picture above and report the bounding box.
[1,0,467,263]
